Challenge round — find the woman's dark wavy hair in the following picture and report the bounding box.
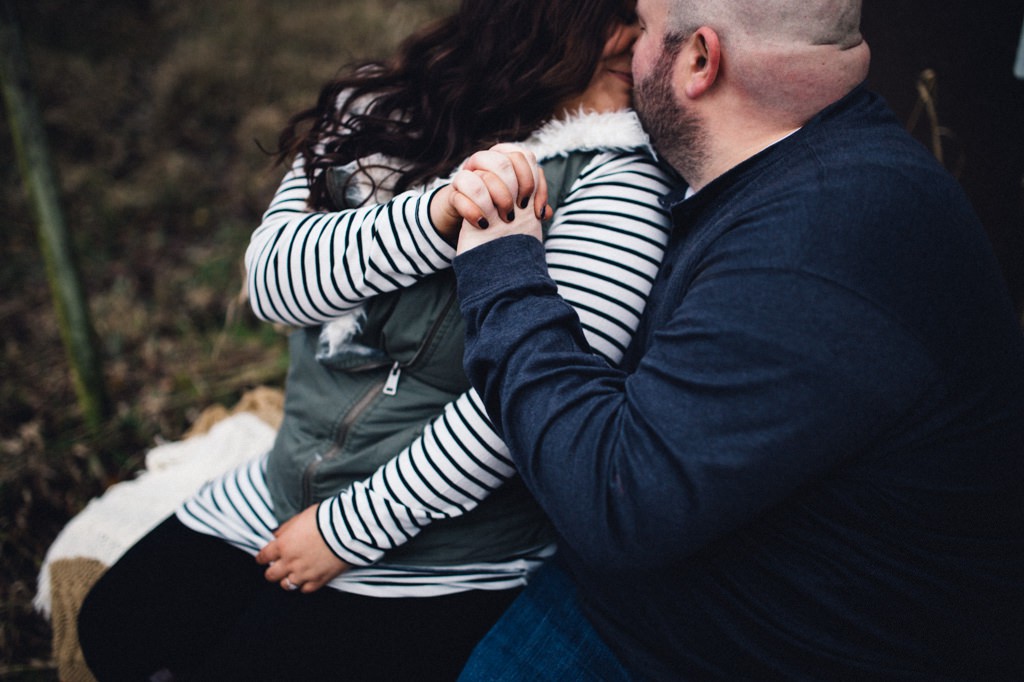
[277,0,636,210]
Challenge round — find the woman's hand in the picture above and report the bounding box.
[429,144,550,246]
[256,504,351,593]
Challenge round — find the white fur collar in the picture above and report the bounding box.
[520,108,652,161]
[349,109,652,204]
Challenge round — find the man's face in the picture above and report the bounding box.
[633,2,708,184]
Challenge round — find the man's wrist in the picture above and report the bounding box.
[454,234,550,302]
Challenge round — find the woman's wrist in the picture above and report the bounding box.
[428,184,461,245]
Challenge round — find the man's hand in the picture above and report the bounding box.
[256,504,351,594]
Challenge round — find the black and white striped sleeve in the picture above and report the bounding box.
[317,150,674,566]
[244,158,455,327]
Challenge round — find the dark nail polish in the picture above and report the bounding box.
[520,197,530,209]
[479,218,489,229]
[507,210,516,221]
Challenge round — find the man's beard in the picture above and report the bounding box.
[634,44,708,186]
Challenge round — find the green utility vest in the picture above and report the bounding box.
[266,151,597,567]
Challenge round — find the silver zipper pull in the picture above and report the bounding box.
[383,361,401,395]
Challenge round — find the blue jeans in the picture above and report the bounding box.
[458,561,633,681]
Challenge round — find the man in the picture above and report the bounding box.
[449,0,1024,679]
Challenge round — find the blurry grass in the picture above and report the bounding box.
[0,0,455,671]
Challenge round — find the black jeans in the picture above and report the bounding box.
[77,516,521,681]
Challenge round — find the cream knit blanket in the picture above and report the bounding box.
[34,388,283,682]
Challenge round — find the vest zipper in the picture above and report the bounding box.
[302,284,459,506]
[300,375,386,509]
[382,361,402,395]
[379,287,459,396]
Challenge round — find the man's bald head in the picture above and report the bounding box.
[658,0,868,125]
[631,0,870,187]
[666,0,863,49]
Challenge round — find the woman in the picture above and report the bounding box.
[77,1,673,679]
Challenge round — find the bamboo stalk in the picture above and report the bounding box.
[0,0,109,430]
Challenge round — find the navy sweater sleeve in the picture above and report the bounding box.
[455,234,934,570]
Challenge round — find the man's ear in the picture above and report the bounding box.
[682,27,721,98]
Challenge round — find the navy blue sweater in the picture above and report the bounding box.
[454,87,1024,680]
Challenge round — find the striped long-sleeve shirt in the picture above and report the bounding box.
[178,110,674,595]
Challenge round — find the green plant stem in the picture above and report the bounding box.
[0,0,109,431]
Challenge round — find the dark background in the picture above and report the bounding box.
[862,0,1024,316]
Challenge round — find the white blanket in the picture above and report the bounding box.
[34,412,276,617]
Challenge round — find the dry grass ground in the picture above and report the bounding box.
[0,0,454,674]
